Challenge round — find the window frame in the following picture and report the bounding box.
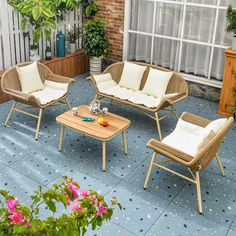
[123,0,229,88]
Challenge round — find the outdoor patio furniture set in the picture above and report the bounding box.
[0,61,233,214]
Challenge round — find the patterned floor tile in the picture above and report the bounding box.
[145,203,229,236]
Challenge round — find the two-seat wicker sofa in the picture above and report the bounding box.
[87,61,189,140]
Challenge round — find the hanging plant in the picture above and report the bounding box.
[7,0,98,45]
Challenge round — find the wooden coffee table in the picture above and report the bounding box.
[56,105,131,171]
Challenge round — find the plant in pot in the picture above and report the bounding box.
[226,5,236,50]
[66,28,79,54]
[83,18,109,75]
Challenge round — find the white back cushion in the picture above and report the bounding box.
[205,118,227,133]
[16,62,44,94]
[119,61,147,91]
[142,67,173,97]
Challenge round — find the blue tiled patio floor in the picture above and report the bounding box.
[0,73,235,236]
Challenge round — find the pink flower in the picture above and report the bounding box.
[97,202,107,216]
[80,190,89,198]
[8,211,25,225]
[91,197,98,205]
[7,198,19,214]
[63,191,72,206]
[24,219,31,228]
[67,181,79,199]
[72,201,84,212]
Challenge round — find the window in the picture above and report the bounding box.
[123,0,236,87]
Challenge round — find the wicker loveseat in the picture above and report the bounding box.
[87,62,189,140]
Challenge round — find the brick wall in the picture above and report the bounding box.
[95,0,125,61]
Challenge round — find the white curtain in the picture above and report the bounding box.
[128,0,233,80]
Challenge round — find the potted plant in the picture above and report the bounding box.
[66,28,79,54]
[226,5,236,50]
[8,0,98,46]
[0,176,121,235]
[29,44,40,62]
[83,18,109,75]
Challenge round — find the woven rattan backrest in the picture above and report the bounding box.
[104,61,188,94]
[1,62,52,92]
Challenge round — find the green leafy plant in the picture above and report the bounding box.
[82,18,109,58]
[226,5,236,35]
[66,28,79,43]
[7,0,98,45]
[82,0,98,17]
[0,176,121,235]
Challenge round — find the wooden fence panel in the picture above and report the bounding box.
[0,2,82,70]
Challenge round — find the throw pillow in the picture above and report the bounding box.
[16,62,44,94]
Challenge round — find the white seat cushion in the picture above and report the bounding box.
[30,80,68,105]
[142,67,173,97]
[162,118,217,157]
[16,62,44,94]
[119,61,147,91]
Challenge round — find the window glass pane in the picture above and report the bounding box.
[128,33,152,63]
[187,0,217,5]
[130,0,154,33]
[220,0,236,7]
[210,48,225,80]
[153,37,180,71]
[184,6,216,43]
[180,43,211,78]
[155,3,183,38]
[215,9,232,46]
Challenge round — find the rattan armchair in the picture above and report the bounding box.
[1,62,75,139]
[87,62,189,140]
[144,112,234,213]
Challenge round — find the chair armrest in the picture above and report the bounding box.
[180,112,211,127]
[5,89,33,101]
[147,139,194,166]
[47,74,75,84]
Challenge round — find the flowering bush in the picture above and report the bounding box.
[0,176,122,235]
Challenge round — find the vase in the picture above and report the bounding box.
[70,43,76,54]
[232,36,236,50]
[90,56,102,75]
[29,49,40,62]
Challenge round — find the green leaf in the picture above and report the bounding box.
[46,200,56,213]
[85,6,92,17]
[21,17,29,30]
[32,7,41,21]
[42,8,54,18]
[0,190,8,198]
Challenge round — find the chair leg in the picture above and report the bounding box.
[94,94,98,100]
[4,101,17,126]
[171,105,179,120]
[215,153,225,177]
[154,112,162,141]
[35,109,43,140]
[195,171,203,214]
[144,152,157,189]
[65,98,72,110]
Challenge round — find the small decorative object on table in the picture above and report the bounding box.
[89,100,101,115]
[102,107,108,116]
[72,107,78,116]
[98,117,109,127]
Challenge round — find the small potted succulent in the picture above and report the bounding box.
[66,28,79,54]
[226,5,236,50]
[82,18,109,75]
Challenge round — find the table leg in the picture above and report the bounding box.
[102,141,106,171]
[122,131,128,155]
[58,125,65,151]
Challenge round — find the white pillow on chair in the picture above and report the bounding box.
[142,67,173,98]
[16,62,44,94]
[119,61,147,91]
